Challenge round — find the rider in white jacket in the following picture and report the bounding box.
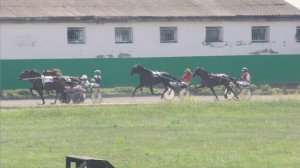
[239,67,251,86]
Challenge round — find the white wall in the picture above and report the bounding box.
[1,20,300,59]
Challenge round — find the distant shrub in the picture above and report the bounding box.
[258,84,271,95]
[0,89,32,99]
[16,89,31,96]
[249,84,257,92]
[260,84,271,92]
[271,88,284,95]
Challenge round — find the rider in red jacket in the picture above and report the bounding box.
[183,68,192,84]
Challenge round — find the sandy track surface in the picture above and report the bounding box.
[1,95,299,108]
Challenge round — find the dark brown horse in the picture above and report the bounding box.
[18,69,66,104]
[131,64,179,98]
[192,67,239,100]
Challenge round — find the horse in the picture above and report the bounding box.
[18,69,67,105]
[192,67,239,100]
[131,64,179,98]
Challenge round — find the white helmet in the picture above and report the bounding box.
[94,69,101,74]
[81,75,88,79]
[242,67,248,71]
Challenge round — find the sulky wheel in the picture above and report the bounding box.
[91,91,102,104]
[163,87,175,100]
[179,88,190,99]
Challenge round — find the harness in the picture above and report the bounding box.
[42,75,54,83]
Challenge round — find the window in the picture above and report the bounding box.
[252,26,269,42]
[67,27,85,44]
[296,27,300,42]
[160,27,177,43]
[205,27,223,42]
[115,27,133,43]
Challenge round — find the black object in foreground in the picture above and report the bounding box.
[66,155,114,168]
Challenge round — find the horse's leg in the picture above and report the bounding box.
[150,86,160,96]
[209,87,219,100]
[225,85,239,99]
[30,88,35,96]
[51,90,60,104]
[46,89,52,96]
[161,86,168,99]
[140,87,143,94]
[132,85,141,97]
[224,88,230,99]
[37,90,45,105]
[160,82,175,99]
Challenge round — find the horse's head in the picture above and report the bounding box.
[18,69,41,80]
[192,67,204,77]
[193,67,210,79]
[131,64,144,76]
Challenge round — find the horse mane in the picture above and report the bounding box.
[196,67,210,77]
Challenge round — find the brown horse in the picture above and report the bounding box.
[18,69,67,104]
[192,67,239,100]
[131,64,180,98]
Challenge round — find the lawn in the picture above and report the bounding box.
[1,100,300,168]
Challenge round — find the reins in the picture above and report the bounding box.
[20,77,41,80]
[151,71,181,82]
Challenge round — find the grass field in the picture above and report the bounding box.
[1,99,300,168]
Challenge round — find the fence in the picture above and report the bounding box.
[1,54,300,89]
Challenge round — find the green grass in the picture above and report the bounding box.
[1,100,300,168]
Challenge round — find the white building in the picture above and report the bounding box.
[1,0,300,59]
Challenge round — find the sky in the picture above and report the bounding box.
[284,0,300,9]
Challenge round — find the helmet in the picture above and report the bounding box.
[53,69,62,75]
[94,70,101,74]
[242,67,248,71]
[81,75,88,79]
[185,68,191,73]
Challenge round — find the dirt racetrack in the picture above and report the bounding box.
[1,95,299,108]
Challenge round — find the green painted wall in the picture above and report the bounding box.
[1,55,300,89]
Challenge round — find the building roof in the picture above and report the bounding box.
[1,0,300,22]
